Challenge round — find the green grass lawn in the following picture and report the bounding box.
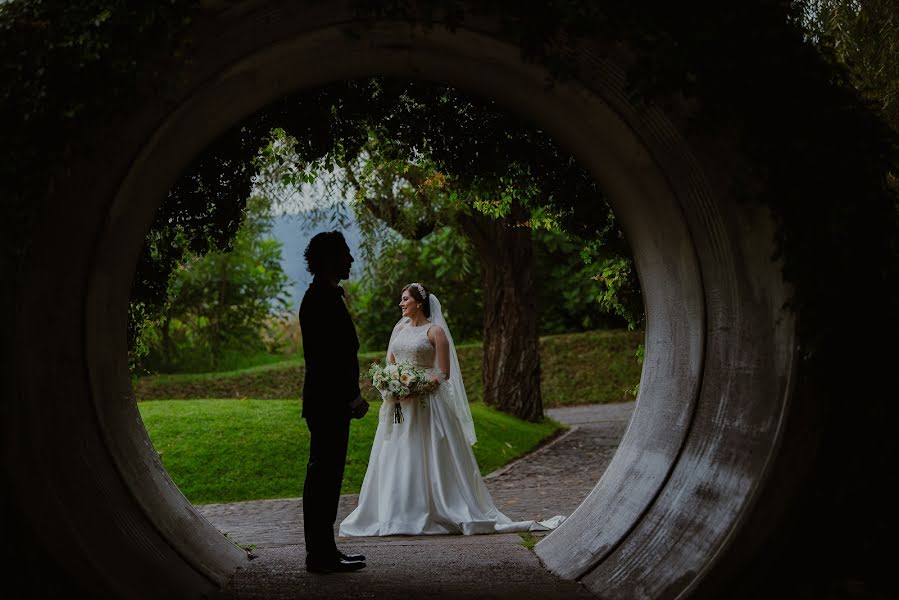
[138,399,561,505]
[134,328,644,406]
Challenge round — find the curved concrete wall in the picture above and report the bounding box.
[6,3,799,598]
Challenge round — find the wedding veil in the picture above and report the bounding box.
[429,294,477,445]
[385,293,477,445]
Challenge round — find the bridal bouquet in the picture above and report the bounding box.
[368,361,438,423]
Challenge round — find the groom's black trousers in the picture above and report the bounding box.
[303,415,351,560]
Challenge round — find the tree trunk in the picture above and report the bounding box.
[349,166,544,422]
[460,206,543,422]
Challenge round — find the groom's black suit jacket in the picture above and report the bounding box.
[299,278,361,419]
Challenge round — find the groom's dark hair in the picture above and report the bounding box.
[304,230,348,276]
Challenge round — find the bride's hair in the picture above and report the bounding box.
[403,282,430,318]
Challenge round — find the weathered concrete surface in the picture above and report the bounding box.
[4,3,815,598]
[197,404,632,599]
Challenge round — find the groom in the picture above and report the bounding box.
[299,231,370,573]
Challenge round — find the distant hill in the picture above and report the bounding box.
[267,213,365,311]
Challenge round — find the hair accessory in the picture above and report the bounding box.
[409,282,427,299]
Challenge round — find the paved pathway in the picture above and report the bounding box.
[202,402,634,599]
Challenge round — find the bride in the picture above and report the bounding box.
[339,282,564,537]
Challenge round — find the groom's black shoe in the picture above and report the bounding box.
[305,555,366,574]
[338,550,366,562]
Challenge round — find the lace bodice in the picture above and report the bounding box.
[390,322,435,368]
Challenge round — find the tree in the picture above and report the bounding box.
[250,82,635,421]
[346,82,637,421]
[799,0,899,198]
[532,228,633,334]
[120,73,637,417]
[332,138,548,420]
[347,152,546,421]
[347,226,483,352]
[347,217,630,354]
[134,195,291,373]
[800,0,899,134]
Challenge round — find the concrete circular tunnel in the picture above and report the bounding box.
[7,4,805,598]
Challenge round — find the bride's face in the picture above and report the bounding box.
[399,290,422,319]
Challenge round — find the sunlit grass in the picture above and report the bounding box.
[138,399,561,505]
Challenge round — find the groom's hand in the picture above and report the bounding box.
[351,400,369,419]
[350,395,369,419]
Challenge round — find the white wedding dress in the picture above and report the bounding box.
[339,296,565,537]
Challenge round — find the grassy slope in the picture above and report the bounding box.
[138,399,560,505]
[134,328,644,406]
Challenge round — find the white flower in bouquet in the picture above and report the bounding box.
[369,360,439,424]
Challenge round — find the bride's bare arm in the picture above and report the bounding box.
[428,325,450,381]
[388,351,395,364]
